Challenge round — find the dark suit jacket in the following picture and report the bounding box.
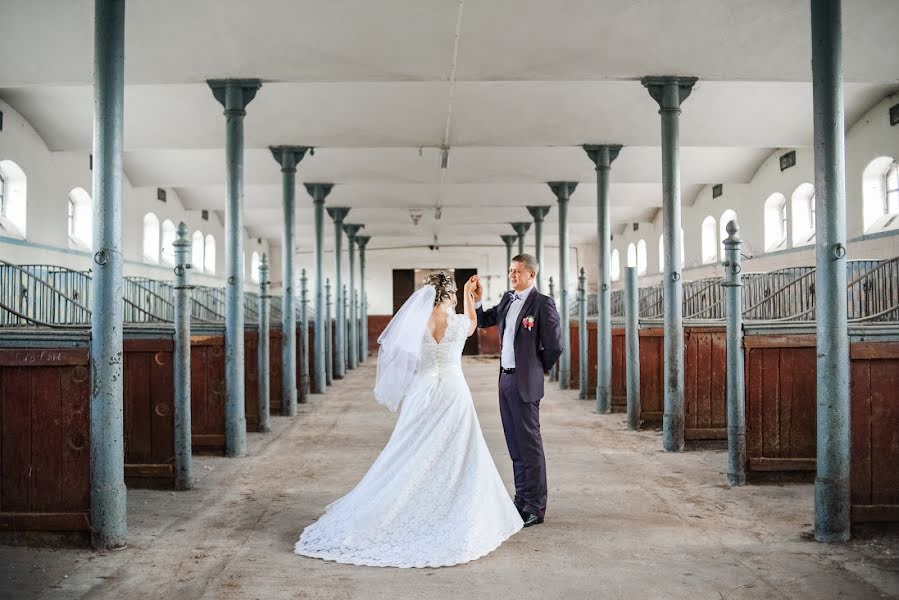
[476,289,563,403]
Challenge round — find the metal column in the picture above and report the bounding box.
[325,278,333,386]
[270,146,308,416]
[343,284,349,364]
[811,0,850,543]
[526,206,551,291]
[577,268,588,400]
[257,254,271,432]
[90,0,127,549]
[209,78,261,457]
[548,276,558,382]
[356,235,370,363]
[584,145,622,414]
[510,222,531,257]
[642,76,696,452]
[304,184,333,393]
[299,268,310,403]
[624,266,641,431]
[549,182,577,390]
[722,221,745,485]
[501,234,517,273]
[172,223,193,490]
[343,223,364,369]
[327,207,350,379]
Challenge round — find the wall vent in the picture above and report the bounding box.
[712,184,723,198]
[632,223,639,231]
[0,110,4,131]
[779,150,796,171]
[89,154,92,170]
[201,210,209,221]
[157,188,166,202]
[890,103,899,126]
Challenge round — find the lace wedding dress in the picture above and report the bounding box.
[295,313,523,568]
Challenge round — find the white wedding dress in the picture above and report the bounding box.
[294,312,523,568]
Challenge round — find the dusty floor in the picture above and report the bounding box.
[2,356,898,600]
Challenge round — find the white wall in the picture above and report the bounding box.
[610,92,899,289]
[0,99,269,288]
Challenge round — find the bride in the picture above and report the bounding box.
[294,272,523,568]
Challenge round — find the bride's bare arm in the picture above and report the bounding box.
[463,277,478,337]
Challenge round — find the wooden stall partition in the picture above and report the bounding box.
[569,321,598,398]
[683,325,728,440]
[243,328,261,431]
[190,330,226,454]
[477,325,501,356]
[637,328,665,426]
[122,334,175,488]
[268,326,283,413]
[611,327,626,412]
[850,341,899,523]
[0,338,91,536]
[366,315,391,357]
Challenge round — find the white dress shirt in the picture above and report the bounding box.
[477,285,535,369]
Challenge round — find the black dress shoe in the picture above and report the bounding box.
[521,510,544,528]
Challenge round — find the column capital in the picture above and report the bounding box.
[640,76,698,109]
[722,219,742,248]
[327,206,351,223]
[355,234,370,250]
[270,146,311,173]
[583,144,623,169]
[207,79,262,114]
[548,181,578,201]
[500,234,518,248]
[173,221,190,247]
[526,206,552,222]
[304,183,334,203]
[343,223,364,240]
[510,222,531,237]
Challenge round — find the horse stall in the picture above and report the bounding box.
[190,325,227,454]
[268,325,283,412]
[568,321,598,398]
[0,331,92,540]
[244,327,261,431]
[743,324,899,523]
[122,326,176,489]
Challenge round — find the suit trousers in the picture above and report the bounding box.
[499,371,547,518]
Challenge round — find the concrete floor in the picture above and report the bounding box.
[3,356,898,600]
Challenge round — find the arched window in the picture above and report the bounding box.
[764,193,788,252]
[888,162,899,216]
[160,219,176,265]
[636,239,647,275]
[68,187,92,249]
[791,183,816,247]
[862,157,899,232]
[611,249,621,282]
[719,209,737,260]
[142,212,160,263]
[626,242,637,269]
[250,251,262,283]
[0,160,27,238]
[204,234,216,274]
[191,231,204,272]
[701,216,717,264]
[658,229,686,270]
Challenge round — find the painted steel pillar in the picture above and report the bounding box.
[548,276,558,382]
[299,268,310,403]
[549,182,577,390]
[526,206,551,291]
[343,284,350,365]
[90,0,127,549]
[356,235,370,363]
[510,222,531,256]
[584,144,622,414]
[270,146,308,416]
[501,234,517,273]
[304,184,333,393]
[327,207,350,379]
[642,76,696,452]
[256,254,272,431]
[208,78,261,457]
[722,221,745,486]
[343,223,364,369]
[172,223,193,491]
[325,278,333,386]
[811,0,850,543]
[577,268,588,400]
[624,266,641,431]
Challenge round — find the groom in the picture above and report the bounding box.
[468,254,562,527]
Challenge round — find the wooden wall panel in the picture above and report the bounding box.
[268,327,283,413]
[611,328,626,412]
[683,327,727,440]
[0,348,91,532]
[569,322,598,398]
[190,336,226,454]
[244,330,260,431]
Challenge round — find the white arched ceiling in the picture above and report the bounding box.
[1,0,897,252]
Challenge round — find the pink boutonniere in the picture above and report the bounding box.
[522,315,535,331]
